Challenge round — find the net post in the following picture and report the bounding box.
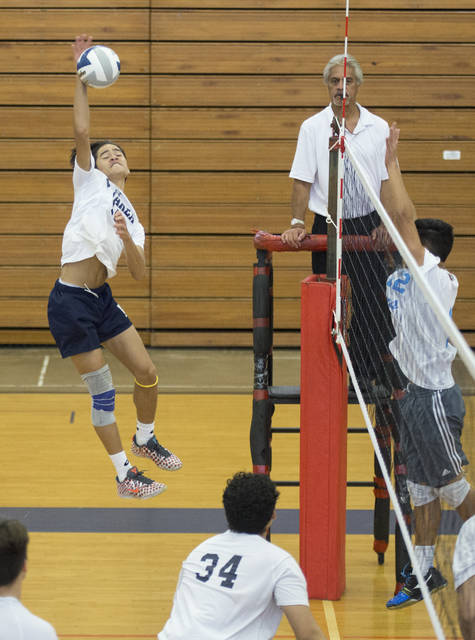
[300,274,348,599]
[250,248,274,475]
[326,119,339,280]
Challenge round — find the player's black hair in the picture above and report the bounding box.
[0,520,29,587]
[415,218,454,263]
[222,472,280,534]
[69,140,127,168]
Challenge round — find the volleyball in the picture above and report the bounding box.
[76,45,120,89]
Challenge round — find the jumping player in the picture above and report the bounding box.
[158,472,326,640]
[47,34,182,499]
[383,123,475,608]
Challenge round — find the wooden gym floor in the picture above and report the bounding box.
[0,346,472,639]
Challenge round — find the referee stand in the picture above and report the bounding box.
[250,232,411,598]
[251,231,351,599]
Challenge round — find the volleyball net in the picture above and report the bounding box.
[338,137,475,639]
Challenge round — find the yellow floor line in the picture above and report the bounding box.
[323,600,341,640]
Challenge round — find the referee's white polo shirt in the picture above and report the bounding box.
[289,103,389,218]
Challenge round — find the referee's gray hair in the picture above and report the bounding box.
[323,54,364,86]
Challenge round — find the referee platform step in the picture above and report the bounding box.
[268,384,381,405]
[268,385,300,404]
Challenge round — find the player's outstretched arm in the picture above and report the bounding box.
[380,122,424,265]
[281,604,327,640]
[72,34,93,171]
[114,212,146,280]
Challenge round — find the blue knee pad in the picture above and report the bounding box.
[81,364,116,427]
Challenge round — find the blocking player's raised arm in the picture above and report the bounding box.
[380,123,423,265]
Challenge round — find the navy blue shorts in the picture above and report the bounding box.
[48,280,132,358]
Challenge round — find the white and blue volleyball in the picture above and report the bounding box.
[77,45,120,89]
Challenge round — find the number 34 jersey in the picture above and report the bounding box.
[386,249,458,390]
[158,529,309,640]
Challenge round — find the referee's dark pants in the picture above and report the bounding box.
[311,211,393,382]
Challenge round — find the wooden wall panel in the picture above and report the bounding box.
[150,204,475,236]
[0,141,150,171]
[151,10,475,43]
[0,76,149,106]
[4,266,474,301]
[151,1,475,9]
[3,0,149,7]
[0,299,149,329]
[151,298,300,329]
[0,42,149,73]
[0,10,149,39]
[152,43,475,75]
[0,108,149,139]
[0,204,152,235]
[153,77,475,108]
[0,172,149,202]
[0,238,150,267]
[2,202,470,237]
[150,298,475,331]
[151,173,473,206]
[151,140,475,172]
[0,3,474,347]
[149,236,475,270]
[152,108,475,141]
[0,267,150,298]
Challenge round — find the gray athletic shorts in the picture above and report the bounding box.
[398,382,468,487]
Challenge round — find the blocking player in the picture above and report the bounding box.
[158,472,326,640]
[382,123,475,609]
[47,35,182,499]
[0,519,58,638]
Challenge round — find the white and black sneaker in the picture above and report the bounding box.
[116,466,166,499]
[386,564,447,609]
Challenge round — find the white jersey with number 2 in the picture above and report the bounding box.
[158,530,309,640]
[387,249,458,390]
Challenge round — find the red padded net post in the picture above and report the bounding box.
[300,275,348,600]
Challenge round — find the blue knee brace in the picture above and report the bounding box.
[81,364,116,427]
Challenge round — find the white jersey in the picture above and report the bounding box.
[61,154,145,278]
[158,530,309,640]
[289,104,389,219]
[453,515,475,590]
[387,249,458,390]
[0,597,58,640]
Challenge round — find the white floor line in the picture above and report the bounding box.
[37,355,50,387]
[322,600,341,640]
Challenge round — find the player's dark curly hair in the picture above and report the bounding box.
[69,140,127,167]
[0,520,29,587]
[222,472,280,534]
[415,218,454,263]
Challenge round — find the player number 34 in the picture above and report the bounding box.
[195,553,243,589]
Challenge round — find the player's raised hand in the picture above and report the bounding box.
[72,34,93,62]
[385,122,400,168]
